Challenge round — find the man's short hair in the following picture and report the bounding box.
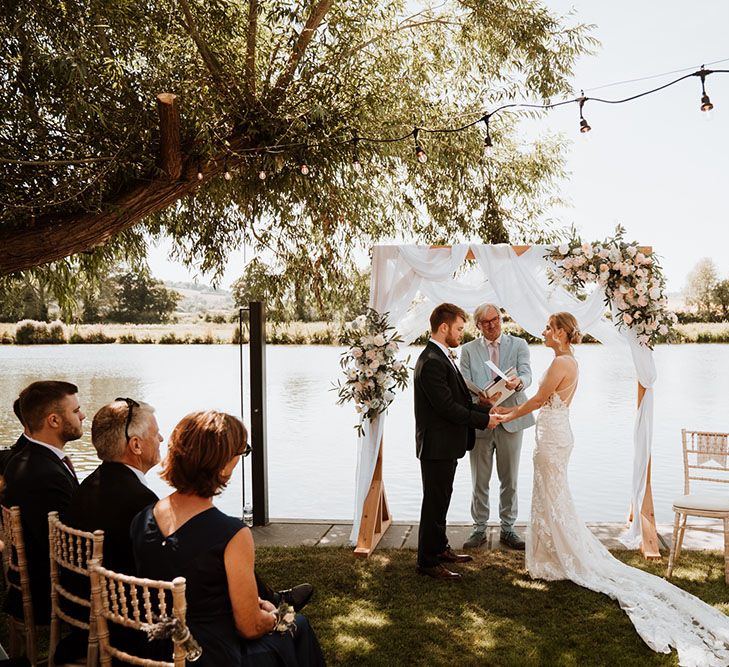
[430,303,467,333]
[12,397,24,427]
[19,381,78,433]
[161,411,247,498]
[92,400,156,462]
[473,303,502,325]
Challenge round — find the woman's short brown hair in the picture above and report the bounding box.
[161,411,248,497]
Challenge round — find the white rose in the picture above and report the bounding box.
[562,258,573,270]
[659,324,669,335]
[620,264,631,276]
[598,248,609,259]
[572,247,582,255]
[637,295,648,307]
[581,242,594,259]
[387,341,398,351]
[638,334,650,345]
[649,287,661,300]
[352,347,363,358]
[558,244,569,255]
[623,313,633,325]
[392,360,403,371]
[635,252,645,264]
[369,359,380,370]
[384,390,395,402]
[626,245,638,257]
[577,270,588,281]
[365,349,376,360]
[619,283,629,294]
[373,334,386,347]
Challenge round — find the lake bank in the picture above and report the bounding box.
[1,320,728,345]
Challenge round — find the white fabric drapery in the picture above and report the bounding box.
[350,244,655,548]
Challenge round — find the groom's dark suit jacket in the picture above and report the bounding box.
[414,341,491,567]
[414,341,490,460]
[3,441,79,623]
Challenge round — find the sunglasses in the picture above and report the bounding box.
[115,397,140,442]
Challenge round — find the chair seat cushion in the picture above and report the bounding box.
[672,493,729,513]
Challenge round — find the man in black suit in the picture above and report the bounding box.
[55,397,163,662]
[3,381,84,623]
[415,303,496,581]
[0,398,30,474]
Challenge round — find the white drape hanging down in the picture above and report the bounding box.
[350,244,655,547]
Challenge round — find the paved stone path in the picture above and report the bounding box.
[253,520,726,552]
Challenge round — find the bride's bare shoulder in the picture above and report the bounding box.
[547,356,578,376]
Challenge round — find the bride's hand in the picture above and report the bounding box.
[490,406,510,415]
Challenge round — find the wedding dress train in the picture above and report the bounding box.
[528,387,729,667]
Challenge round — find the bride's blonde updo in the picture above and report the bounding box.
[550,312,582,345]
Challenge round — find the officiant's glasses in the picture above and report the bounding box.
[115,397,140,442]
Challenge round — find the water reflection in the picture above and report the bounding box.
[1,344,727,524]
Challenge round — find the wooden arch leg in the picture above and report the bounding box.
[354,437,392,558]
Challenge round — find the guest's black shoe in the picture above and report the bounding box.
[437,547,473,563]
[416,564,462,581]
[500,530,526,550]
[279,583,314,611]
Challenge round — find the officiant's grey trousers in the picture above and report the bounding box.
[469,425,523,532]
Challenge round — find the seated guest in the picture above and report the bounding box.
[59,399,309,663]
[132,411,325,666]
[0,398,30,474]
[3,381,83,624]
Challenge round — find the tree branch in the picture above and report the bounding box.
[268,0,334,108]
[245,0,258,101]
[156,93,182,179]
[177,0,241,102]
[346,18,461,57]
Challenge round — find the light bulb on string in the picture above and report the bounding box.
[482,114,494,157]
[223,158,232,181]
[259,169,267,181]
[699,69,714,120]
[351,135,363,173]
[300,163,310,176]
[578,93,592,134]
[413,128,427,163]
[196,161,203,181]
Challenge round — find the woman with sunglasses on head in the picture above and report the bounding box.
[131,410,325,666]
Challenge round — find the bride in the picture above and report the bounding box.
[492,312,729,667]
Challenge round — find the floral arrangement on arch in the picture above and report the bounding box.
[336,308,410,435]
[547,225,677,348]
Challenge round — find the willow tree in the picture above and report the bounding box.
[0,0,595,296]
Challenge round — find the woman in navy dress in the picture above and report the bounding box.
[131,410,325,666]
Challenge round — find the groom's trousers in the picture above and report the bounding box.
[469,425,523,532]
[418,458,458,567]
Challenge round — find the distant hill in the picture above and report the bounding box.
[166,281,234,313]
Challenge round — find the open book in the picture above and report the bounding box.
[463,366,516,407]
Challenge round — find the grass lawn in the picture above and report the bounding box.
[255,547,729,667]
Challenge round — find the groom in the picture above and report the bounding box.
[460,303,534,551]
[414,303,496,581]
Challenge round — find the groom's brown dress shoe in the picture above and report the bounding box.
[437,547,473,563]
[416,564,463,581]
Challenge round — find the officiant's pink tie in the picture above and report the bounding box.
[489,341,499,379]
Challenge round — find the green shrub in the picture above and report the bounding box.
[231,326,249,344]
[158,332,189,344]
[69,329,116,344]
[15,319,67,344]
[190,334,216,344]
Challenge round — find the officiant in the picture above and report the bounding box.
[459,303,534,551]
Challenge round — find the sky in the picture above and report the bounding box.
[148,0,729,293]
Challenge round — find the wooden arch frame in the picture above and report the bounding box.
[355,244,660,560]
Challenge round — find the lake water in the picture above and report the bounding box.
[1,344,727,525]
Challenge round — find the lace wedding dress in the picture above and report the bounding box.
[528,364,729,667]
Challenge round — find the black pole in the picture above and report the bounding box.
[238,307,248,521]
[249,301,269,526]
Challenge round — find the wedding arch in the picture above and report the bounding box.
[348,242,669,560]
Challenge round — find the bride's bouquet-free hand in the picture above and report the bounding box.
[335,308,410,436]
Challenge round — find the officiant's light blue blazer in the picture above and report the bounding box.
[459,333,535,433]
